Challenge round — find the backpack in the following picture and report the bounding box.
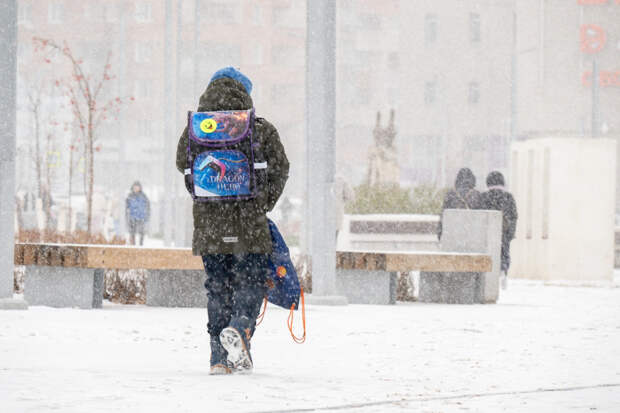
[184,109,262,201]
[266,219,301,310]
[255,219,306,344]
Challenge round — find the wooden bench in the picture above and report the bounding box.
[14,243,206,309]
[335,209,503,305]
[335,251,492,304]
[16,209,502,308]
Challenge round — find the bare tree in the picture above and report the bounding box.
[33,37,131,235]
[23,81,61,230]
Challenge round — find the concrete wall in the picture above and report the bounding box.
[337,214,440,252]
[510,138,616,281]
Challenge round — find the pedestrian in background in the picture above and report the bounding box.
[480,171,518,289]
[438,167,482,240]
[125,181,150,246]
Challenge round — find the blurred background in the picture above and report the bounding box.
[12,0,620,250]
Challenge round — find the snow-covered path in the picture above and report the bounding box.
[1,279,619,412]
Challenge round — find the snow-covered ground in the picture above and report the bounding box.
[1,279,620,413]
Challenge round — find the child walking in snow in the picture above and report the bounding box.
[176,67,289,374]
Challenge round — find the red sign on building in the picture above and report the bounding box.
[582,70,620,87]
[580,24,607,53]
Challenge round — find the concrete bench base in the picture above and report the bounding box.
[419,271,484,304]
[336,269,397,305]
[0,298,29,310]
[146,270,208,308]
[24,266,104,309]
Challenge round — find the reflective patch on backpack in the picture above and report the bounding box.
[189,110,252,145]
[223,237,239,243]
[193,150,251,198]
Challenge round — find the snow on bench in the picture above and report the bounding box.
[14,243,206,309]
[338,214,440,252]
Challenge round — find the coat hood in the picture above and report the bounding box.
[197,76,254,112]
[455,168,476,191]
[131,181,142,192]
[486,171,505,187]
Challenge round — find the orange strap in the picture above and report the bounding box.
[287,288,306,344]
[255,297,268,327]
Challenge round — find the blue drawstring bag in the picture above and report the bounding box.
[266,219,301,310]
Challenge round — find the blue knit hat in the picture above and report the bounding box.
[209,67,253,95]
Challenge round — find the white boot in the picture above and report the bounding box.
[501,272,508,290]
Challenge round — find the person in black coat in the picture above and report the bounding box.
[479,171,518,285]
[438,167,482,240]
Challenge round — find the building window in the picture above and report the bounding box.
[200,43,241,70]
[271,84,295,103]
[48,1,64,24]
[271,46,303,66]
[252,4,263,26]
[388,52,400,70]
[135,2,152,23]
[468,81,480,104]
[83,4,96,21]
[470,13,481,43]
[137,119,153,138]
[412,135,441,184]
[134,80,150,100]
[134,42,152,63]
[359,13,381,31]
[272,5,304,28]
[206,1,240,25]
[425,14,438,44]
[424,81,436,105]
[104,4,119,23]
[249,45,263,65]
[486,135,503,170]
[18,2,31,25]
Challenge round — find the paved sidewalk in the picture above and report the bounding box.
[1,279,619,412]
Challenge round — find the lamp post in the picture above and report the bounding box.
[304,0,347,305]
[0,0,28,309]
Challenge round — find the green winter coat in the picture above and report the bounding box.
[176,77,289,255]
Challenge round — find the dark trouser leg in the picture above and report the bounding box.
[136,220,145,246]
[128,220,136,245]
[230,254,269,339]
[501,240,511,274]
[203,255,234,338]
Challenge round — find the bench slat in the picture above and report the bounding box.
[22,244,37,266]
[85,247,203,270]
[385,253,491,272]
[337,251,491,273]
[14,244,203,270]
[15,244,491,273]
